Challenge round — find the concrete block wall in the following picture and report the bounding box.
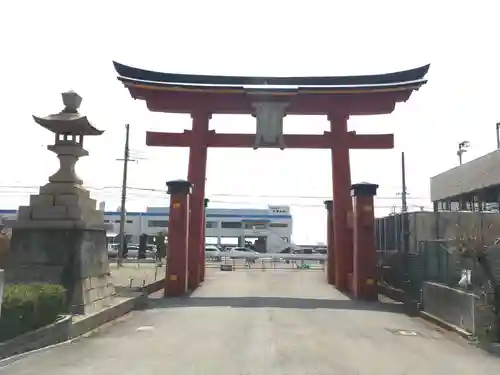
[6,228,115,315]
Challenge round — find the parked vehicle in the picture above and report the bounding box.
[108,244,156,259]
[313,248,327,255]
[228,247,260,261]
[126,245,157,259]
[108,243,119,258]
[205,245,221,261]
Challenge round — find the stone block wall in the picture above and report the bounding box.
[15,183,104,229]
[6,228,115,315]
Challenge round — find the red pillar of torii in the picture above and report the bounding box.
[113,61,429,293]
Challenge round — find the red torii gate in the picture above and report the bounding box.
[113,62,429,295]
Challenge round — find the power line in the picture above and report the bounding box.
[0,193,433,211]
[207,193,430,200]
[0,186,432,200]
[0,191,432,206]
[0,186,431,201]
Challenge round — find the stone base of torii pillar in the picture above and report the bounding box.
[5,91,115,315]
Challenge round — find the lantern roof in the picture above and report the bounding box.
[33,91,104,135]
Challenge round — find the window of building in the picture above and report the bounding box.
[221,221,242,229]
[148,220,169,228]
[244,223,267,229]
[114,220,133,224]
[104,220,110,223]
[270,207,288,213]
[281,237,289,242]
[269,223,288,228]
[206,221,218,228]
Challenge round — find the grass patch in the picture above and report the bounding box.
[0,283,66,342]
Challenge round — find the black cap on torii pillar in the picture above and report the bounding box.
[166,179,192,195]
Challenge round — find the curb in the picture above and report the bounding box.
[0,280,164,368]
[482,342,500,356]
[418,310,474,340]
[0,334,84,368]
[379,286,500,356]
[379,286,475,339]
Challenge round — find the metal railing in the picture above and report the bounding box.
[206,253,325,270]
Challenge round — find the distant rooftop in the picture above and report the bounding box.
[430,148,500,201]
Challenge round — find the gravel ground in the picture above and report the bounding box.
[109,263,165,288]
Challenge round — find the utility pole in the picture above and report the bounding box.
[401,152,408,213]
[117,124,134,267]
[400,151,410,291]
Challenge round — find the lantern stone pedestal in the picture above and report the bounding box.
[5,91,115,315]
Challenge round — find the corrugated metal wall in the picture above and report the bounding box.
[376,212,500,253]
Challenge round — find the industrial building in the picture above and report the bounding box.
[430,149,500,212]
[373,147,500,256]
[0,205,293,253]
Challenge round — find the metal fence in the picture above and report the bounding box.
[419,240,487,287]
[422,281,480,335]
[206,257,325,271]
[378,238,494,302]
[375,211,500,301]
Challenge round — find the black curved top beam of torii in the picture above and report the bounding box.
[115,61,430,150]
[113,61,430,88]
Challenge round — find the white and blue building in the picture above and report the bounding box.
[0,205,293,253]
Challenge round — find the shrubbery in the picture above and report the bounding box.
[0,283,67,342]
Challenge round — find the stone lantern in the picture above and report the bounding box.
[16,91,105,228]
[37,91,102,185]
[6,91,115,315]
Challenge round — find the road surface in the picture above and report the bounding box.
[2,268,500,374]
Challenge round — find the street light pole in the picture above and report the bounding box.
[496,122,500,149]
[457,141,470,165]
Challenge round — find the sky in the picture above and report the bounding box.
[0,1,499,244]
